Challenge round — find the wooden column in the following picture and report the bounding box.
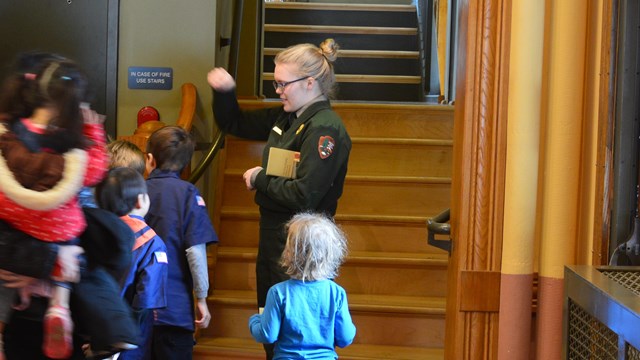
[497,1,545,359]
[535,1,588,358]
[445,0,511,359]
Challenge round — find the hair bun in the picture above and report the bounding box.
[319,38,339,63]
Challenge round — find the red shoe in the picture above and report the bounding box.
[43,305,73,359]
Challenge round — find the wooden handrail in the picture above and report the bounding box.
[176,83,197,132]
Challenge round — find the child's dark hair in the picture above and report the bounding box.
[146,126,194,172]
[96,167,147,216]
[0,52,90,149]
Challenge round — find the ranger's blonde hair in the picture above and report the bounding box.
[280,212,348,281]
[275,38,340,99]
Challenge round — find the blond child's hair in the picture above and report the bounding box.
[107,139,145,174]
[280,212,347,282]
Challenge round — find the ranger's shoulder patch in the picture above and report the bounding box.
[318,136,335,159]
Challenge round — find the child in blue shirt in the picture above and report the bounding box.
[95,167,168,360]
[144,125,218,359]
[248,212,356,359]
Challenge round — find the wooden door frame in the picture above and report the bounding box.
[446,0,618,357]
[445,0,511,358]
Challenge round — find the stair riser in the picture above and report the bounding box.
[233,104,455,139]
[262,81,423,102]
[351,310,444,348]
[217,216,448,255]
[348,143,452,177]
[337,264,448,296]
[222,176,451,218]
[224,140,453,178]
[205,305,444,348]
[263,55,421,76]
[264,32,419,52]
[265,9,417,28]
[212,259,447,297]
[338,108,454,139]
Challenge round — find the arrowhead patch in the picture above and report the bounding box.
[318,136,335,159]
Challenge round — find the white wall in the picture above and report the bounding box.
[117,0,217,137]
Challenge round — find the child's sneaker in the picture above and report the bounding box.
[43,305,73,359]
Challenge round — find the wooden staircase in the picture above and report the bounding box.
[194,101,453,359]
[260,2,424,102]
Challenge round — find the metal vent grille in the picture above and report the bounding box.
[567,299,618,359]
[628,344,640,360]
[599,270,640,296]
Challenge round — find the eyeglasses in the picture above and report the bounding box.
[272,76,308,91]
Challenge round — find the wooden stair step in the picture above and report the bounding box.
[216,247,448,268]
[210,290,445,314]
[213,249,448,297]
[220,175,451,218]
[335,83,423,102]
[263,73,420,84]
[264,55,420,77]
[234,101,455,139]
[216,211,449,255]
[264,48,420,59]
[205,290,446,348]
[219,209,451,222]
[264,32,419,52]
[265,6,417,29]
[223,137,453,178]
[265,3,417,12]
[194,337,444,360]
[264,24,417,36]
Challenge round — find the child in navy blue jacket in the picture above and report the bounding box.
[144,125,218,359]
[96,167,168,360]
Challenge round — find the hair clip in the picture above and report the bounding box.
[24,73,36,80]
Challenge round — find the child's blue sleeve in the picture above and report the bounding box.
[248,288,281,344]
[334,291,356,348]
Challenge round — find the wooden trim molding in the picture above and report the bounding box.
[445,0,511,358]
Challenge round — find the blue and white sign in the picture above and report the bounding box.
[128,67,173,90]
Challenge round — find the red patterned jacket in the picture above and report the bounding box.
[0,121,108,242]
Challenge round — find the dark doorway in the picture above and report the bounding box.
[0,0,119,137]
[610,0,640,261]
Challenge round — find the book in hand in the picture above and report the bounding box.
[266,147,300,179]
